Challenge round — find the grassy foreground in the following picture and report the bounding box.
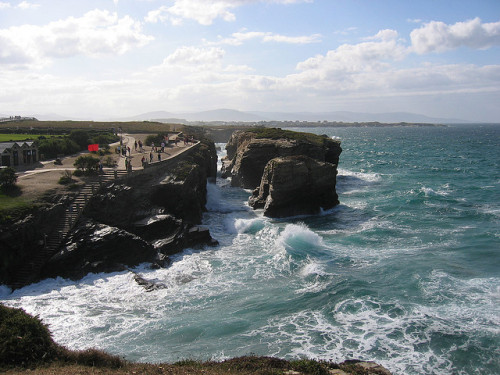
[0,304,390,375]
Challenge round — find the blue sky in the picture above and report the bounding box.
[1,0,499,121]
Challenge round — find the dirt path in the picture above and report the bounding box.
[14,133,192,201]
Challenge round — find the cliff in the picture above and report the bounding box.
[221,128,342,217]
[1,139,218,286]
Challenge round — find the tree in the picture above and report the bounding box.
[69,130,90,149]
[0,167,17,188]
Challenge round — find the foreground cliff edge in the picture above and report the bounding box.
[0,304,392,374]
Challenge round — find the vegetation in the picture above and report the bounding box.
[57,170,74,185]
[73,155,100,174]
[0,120,176,134]
[0,167,18,188]
[36,137,80,159]
[245,127,335,147]
[0,290,386,375]
[144,132,170,146]
[34,130,118,159]
[0,134,59,142]
[0,304,125,371]
[0,304,59,367]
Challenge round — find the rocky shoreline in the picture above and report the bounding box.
[1,127,343,286]
[0,137,218,288]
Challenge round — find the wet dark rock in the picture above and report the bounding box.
[249,155,339,217]
[41,219,157,280]
[221,129,341,190]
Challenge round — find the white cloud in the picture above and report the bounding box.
[364,29,399,42]
[145,0,313,26]
[18,1,40,9]
[410,17,500,54]
[0,9,153,68]
[161,46,225,68]
[296,31,407,77]
[209,30,321,46]
[0,1,40,9]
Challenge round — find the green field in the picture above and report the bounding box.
[0,133,59,142]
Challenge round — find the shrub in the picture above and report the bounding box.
[0,304,58,368]
[102,155,117,168]
[62,348,124,368]
[0,167,17,188]
[58,170,74,185]
[69,130,90,149]
[74,155,100,174]
[145,133,169,146]
[36,137,80,158]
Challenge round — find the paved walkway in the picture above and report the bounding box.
[113,133,193,171]
[14,132,196,200]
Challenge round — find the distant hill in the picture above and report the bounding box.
[2,109,472,124]
[131,109,469,124]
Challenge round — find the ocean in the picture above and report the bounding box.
[1,124,499,375]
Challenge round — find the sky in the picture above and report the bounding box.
[0,0,499,122]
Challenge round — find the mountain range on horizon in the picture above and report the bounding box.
[1,109,475,124]
[119,109,472,124]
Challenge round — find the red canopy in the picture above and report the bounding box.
[88,144,99,152]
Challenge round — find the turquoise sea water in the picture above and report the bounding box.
[1,124,499,374]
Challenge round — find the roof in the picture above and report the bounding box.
[0,141,37,154]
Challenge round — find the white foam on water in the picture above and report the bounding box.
[234,218,266,234]
[278,223,325,251]
[337,168,382,183]
[206,182,241,213]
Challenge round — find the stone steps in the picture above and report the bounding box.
[8,170,127,290]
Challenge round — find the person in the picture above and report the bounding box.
[141,155,146,167]
[149,151,153,163]
[127,146,131,156]
[134,140,137,151]
[161,141,165,153]
[99,161,103,173]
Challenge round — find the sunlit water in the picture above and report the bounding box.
[2,124,499,375]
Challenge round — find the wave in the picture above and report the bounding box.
[234,218,266,234]
[336,168,381,194]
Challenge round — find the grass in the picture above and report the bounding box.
[0,186,35,224]
[0,305,389,375]
[0,120,178,134]
[0,134,59,142]
[245,127,338,147]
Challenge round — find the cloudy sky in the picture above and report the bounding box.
[1,0,499,121]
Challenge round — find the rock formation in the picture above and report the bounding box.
[1,138,219,286]
[41,139,218,281]
[221,128,341,217]
[248,155,339,218]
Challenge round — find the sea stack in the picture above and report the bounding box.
[221,128,342,217]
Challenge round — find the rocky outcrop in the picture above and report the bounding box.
[248,155,339,218]
[40,139,219,281]
[0,199,69,286]
[222,128,341,217]
[1,138,219,287]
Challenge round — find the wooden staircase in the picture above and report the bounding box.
[8,169,129,290]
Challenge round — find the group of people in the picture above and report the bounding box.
[134,140,144,152]
[121,133,197,170]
